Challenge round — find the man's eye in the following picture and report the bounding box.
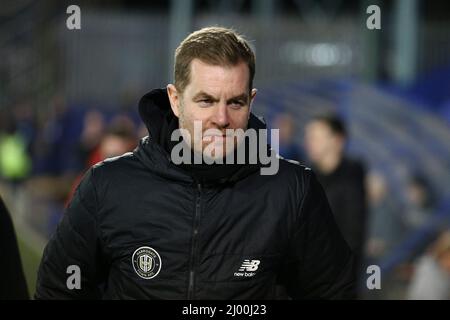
[198,99,213,106]
[229,101,245,108]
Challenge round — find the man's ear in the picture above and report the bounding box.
[249,88,257,116]
[167,84,180,118]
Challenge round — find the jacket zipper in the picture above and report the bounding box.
[187,182,202,299]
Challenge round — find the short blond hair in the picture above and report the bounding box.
[174,27,255,93]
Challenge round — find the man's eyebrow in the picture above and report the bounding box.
[192,91,219,102]
[227,93,249,103]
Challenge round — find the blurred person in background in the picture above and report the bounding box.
[77,110,137,169]
[0,111,32,186]
[404,173,436,231]
[366,171,403,261]
[272,113,304,162]
[0,195,29,299]
[97,122,138,161]
[12,100,37,158]
[47,117,138,235]
[304,114,368,291]
[364,171,406,299]
[65,122,138,208]
[77,110,106,169]
[389,173,440,293]
[32,94,70,175]
[407,229,450,300]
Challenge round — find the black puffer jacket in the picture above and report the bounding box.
[35,89,355,299]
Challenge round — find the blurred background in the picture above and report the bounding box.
[1,0,450,299]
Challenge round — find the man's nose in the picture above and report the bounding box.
[212,103,230,128]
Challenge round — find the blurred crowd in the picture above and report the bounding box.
[0,93,145,238]
[271,111,449,299]
[0,92,449,299]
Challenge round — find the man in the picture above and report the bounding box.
[36,27,354,299]
[304,114,368,286]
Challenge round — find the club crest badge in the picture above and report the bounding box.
[132,246,162,279]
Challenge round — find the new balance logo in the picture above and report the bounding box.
[239,260,260,271]
[234,259,260,277]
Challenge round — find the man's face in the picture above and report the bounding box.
[168,59,257,159]
[304,120,343,163]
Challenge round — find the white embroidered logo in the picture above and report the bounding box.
[239,259,260,272]
[234,259,260,277]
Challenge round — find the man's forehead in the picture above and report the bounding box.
[186,59,250,92]
[189,58,248,72]
[192,90,249,100]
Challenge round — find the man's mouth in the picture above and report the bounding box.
[203,135,227,142]
[203,131,229,138]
